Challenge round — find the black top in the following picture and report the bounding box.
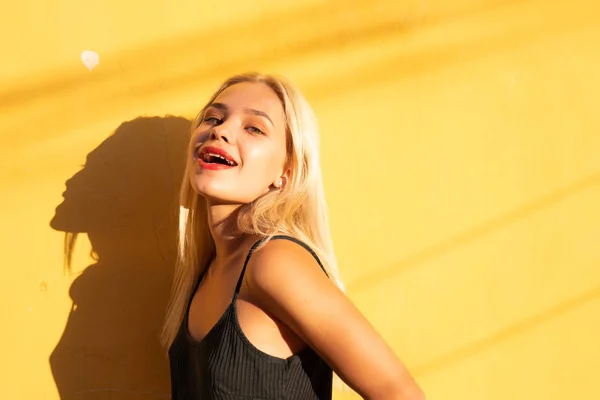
[168,235,333,399]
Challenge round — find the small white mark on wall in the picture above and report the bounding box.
[81,50,100,71]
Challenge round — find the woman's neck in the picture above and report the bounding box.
[206,203,254,269]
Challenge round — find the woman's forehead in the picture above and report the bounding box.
[213,82,284,118]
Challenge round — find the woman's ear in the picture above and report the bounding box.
[280,169,291,188]
[272,169,291,189]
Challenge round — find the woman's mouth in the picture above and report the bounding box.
[197,146,238,169]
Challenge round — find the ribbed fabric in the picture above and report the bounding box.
[169,235,333,399]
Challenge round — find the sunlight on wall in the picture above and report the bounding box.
[1,0,599,399]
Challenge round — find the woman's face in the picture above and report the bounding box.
[189,81,288,205]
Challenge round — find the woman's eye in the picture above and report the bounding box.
[204,117,221,124]
[247,126,264,135]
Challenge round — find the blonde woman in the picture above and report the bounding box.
[163,73,424,400]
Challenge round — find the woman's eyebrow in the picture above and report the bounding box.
[244,108,273,126]
[207,102,228,112]
[208,102,273,126]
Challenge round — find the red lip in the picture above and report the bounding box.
[197,145,237,170]
[198,159,235,170]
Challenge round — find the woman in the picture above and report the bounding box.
[163,72,425,400]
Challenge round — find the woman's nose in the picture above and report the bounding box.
[210,124,233,143]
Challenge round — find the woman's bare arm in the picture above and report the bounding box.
[246,239,425,400]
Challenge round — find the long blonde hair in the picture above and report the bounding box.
[161,72,344,348]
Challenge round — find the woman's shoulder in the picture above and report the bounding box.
[248,237,322,279]
[243,237,345,341]
[244,236,333,300]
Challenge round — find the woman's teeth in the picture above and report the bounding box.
[203,153,236,166]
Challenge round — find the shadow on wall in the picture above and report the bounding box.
[49,116,191,399]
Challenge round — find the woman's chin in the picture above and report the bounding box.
[193,182,258,206]
[192,181,227,201]
[197,191,244,207]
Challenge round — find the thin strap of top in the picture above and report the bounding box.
[233,235,329,301]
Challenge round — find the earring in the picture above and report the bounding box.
[272,178,283,189]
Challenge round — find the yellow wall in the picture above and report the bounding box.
[2,0,599,398]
